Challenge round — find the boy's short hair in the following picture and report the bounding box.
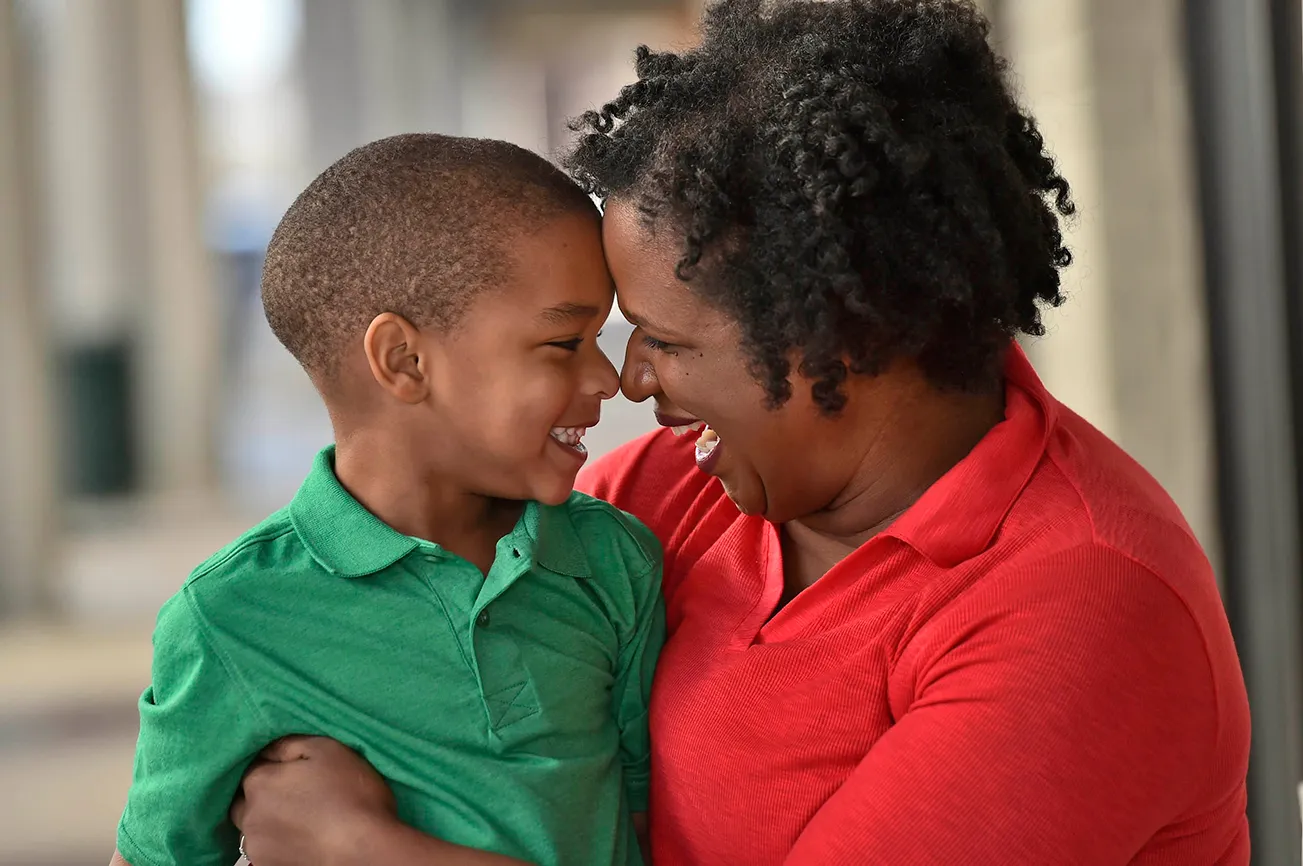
[261,133,595,381]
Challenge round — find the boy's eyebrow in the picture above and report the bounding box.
[537,302,601,325]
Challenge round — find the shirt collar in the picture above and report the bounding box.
[290,446,591,579]
[520,496,593,579]
[884,343,1056,567]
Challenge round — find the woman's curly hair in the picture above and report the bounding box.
[566,0,1075,412]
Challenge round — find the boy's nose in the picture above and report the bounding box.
[587,347,620,400]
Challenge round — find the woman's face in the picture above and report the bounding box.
[602,198,874,523]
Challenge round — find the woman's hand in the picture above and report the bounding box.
[231,736,397,866]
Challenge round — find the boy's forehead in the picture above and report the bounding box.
[511,216,612,281]
[537,301,602,326]
[471,244,614,327]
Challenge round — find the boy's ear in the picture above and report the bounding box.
[362,313,430,403]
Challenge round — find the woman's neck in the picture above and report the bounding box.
[795,377,1006,548]
[776,379,1004,599]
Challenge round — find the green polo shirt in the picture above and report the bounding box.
[117,446,664,866]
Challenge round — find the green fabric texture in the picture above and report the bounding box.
[117,446,664,866]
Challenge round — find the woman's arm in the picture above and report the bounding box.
[231,737,531,866]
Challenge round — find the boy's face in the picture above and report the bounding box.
[418,211,619,505]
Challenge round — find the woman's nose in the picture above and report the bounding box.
[620,334,659,403]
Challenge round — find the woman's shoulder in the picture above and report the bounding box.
[578,428,726,553]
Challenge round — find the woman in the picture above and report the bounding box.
[233,1,1251,863]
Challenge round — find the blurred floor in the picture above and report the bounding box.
[0,626,150,865]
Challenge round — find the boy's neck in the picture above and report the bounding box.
[332,430,522,571]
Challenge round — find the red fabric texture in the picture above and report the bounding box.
[578,347,1250,866]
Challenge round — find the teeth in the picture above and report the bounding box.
[696,426,719,458]
[671,421,705,436]
[549,426,587,448]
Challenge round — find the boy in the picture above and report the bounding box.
[110,134,664,866]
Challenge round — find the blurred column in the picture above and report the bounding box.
[1083,0,1218,567]
[1187,0,1303,860]
[999,0,1219,561]
[0,0,56,617]
[38,0,217,500]
[300,0,464,175]
[298,0,368,173]
[459,11,550,154]
[1000,0,1120,442]
[133,0,219,495]
[40,0,145,497]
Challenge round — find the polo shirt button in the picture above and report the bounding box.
[476,610,491,627]
[511,548,520,558]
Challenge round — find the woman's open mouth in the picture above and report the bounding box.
[655,410,722,475]
[693,426,722,474]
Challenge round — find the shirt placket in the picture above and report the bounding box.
[468,536,536,738]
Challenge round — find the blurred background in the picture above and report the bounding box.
[0,0,1301,863]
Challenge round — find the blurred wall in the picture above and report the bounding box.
[999,0,1219,565]
[0,1,1280,861]
[0,0,54,618]
[0,0,1225,623]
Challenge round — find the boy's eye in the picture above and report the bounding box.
[548,338,583,352]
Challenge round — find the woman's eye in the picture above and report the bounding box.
[548,338,583,352]
[641,335,674,353]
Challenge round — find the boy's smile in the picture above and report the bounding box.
[395,209,619,506]
[548,418,599,463]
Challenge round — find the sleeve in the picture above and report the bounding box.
[782,548,1232,866]
[610,515,667,814]
[116,590,273,866]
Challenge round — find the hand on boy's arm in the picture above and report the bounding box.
[233,737,532,866]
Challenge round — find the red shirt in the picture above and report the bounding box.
[578,347,1250,866]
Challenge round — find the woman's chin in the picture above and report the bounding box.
[720,474,768,518]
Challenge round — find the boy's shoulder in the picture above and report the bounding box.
[556,490,662,578]
[181,506,314,596]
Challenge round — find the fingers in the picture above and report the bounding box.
[230,789,248,830]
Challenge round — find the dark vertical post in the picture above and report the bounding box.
[1185,0,1303,862]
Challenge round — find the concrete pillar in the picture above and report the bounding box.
[0,0,57,617]
[134,0,220,495]
[999,0,1218,561]
[1084,0,1218,567]
[479,10,688,157]
[301,0,463,174]
[39,0,145,497]
[1001,0,1120,439]
[33,0,218,499]
[41,0,142,349]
